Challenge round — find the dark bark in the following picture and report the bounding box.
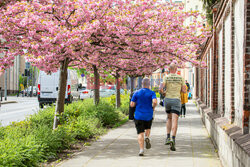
[53,58,69,129]
[115,74,121,108]
[138,77,142,89]
[130,77,134,93]
[0,0,21,8]
[93,65,100,105]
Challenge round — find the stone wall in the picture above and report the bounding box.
[197,100,250,167]
[195,0,250,166]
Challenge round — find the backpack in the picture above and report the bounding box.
[129,91,136,120]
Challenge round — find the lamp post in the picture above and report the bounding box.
[22,74,24,97]
[0,87,2,102]
[4,69,7,101]
[31,66,33,97]
[17,55,20,97]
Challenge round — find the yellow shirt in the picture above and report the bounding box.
[163,73,185,100]
[181,85,188,104]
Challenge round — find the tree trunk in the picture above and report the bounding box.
[115,74,121,108]
[93,65,100,105]
[31,66,34,97]
[138,77,142,89]
[150,76,153,89]
[130,77,134,93]
[4,70,7,101]
[53,58,69,129]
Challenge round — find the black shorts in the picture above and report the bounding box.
[166,109,180,116]
[134,119,152,134]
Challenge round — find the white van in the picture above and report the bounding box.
[37,69,80,108]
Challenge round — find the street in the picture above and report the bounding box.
[0,96,39,126]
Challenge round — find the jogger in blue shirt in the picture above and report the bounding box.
[130,78,157,156]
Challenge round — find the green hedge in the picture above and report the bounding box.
[0,95,129,167]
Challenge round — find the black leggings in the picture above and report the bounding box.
[181,104,186,116]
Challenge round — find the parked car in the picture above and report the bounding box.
[23,88,28,96]
[99,87,113,97]
[32,86,38,96]
[107,85,125,95]
[98,85,125,97]
[79,87,92,100]
[25,86,37,96]
[37,69,80,108]
[87,85,125,98]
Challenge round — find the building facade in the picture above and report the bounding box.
[195,0,250,166]
[0,56,25,94]
[181,0,206,89]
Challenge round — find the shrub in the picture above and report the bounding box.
[0,95,128,166]
[66,116,103,140]
[29,106,55,128]
[95,101,119,127]
[108,95,116,107]
[118,94,130,115]
[31,125,71,159]
[0,127,4,140]
[0,126,44,167]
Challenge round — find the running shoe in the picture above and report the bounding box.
[145,138,151,149]
[170,140,176,151]
[139,149,144,156]
[165,138,171,145]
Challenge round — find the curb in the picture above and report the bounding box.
[0,101,17,105]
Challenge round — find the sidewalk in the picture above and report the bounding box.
[58,101,222,167]
[0,96,38,105]
[0,96,18,105]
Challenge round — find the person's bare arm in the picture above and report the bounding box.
[152,98,157,111]
[130,101,136,107]
[160,82,166,95]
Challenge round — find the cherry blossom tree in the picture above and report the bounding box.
[0,0,210,128]
[0,0,121,128]
[85,0,210,105]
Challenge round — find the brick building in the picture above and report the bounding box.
[195,0,250,166]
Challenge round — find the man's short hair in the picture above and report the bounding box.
[169,63,177,71]
[142,77,150,87]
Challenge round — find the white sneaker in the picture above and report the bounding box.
[138,149,144,156]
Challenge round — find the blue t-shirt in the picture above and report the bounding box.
[131,88,157,121]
